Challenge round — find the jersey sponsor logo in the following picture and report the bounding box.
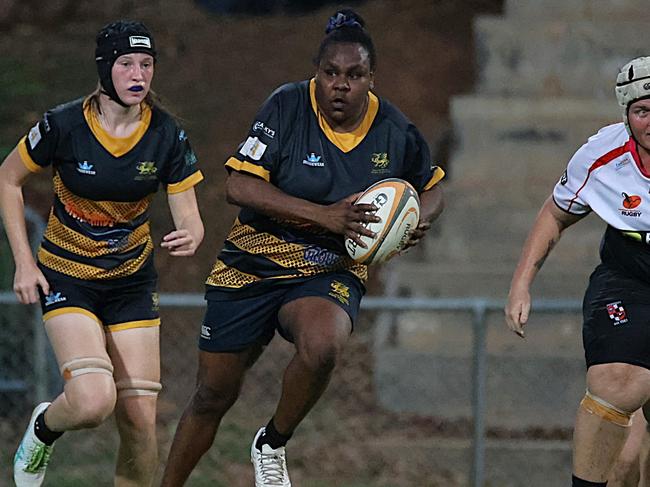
[129,36,151,48]
[28,123,42,149]
[76,161,96,175]
[252,121,276,139]
[328,280,350,305]
[44,292,67,306]
[135,161,158,180]
[43,114,51,133]
[304,246,341,266]
[184,149,197,166]
[178,129,187,141]
[606,301,629,325]
[559,170,568,185]
[105,234,130,252]
[371,153,390,174]
[620,192,642,217]
[615,157,631,170]
[200,323,211,339]
[622,230,650,245]
[239,136,267,161]
[302,152,324,167]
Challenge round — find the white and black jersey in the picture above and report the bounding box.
[554,122,650,283]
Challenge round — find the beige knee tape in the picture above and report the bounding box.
[115,379,162,398]
[580,389,633,427]
[60,357,114,381]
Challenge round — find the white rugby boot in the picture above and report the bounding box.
[14,402,54,486]
[251,427,292,487]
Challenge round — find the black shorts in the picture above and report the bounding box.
[583,264,650,369]
[199,272,365,353]
[38,264,160,332]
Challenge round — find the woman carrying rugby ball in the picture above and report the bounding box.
[162,9,444,487]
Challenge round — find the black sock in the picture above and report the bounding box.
[256,418,292,450]
[572,474,607,487]
[34,411,63,446]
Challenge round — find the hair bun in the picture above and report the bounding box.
[325,9,365,34]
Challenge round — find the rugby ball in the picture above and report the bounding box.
[345,178,420,265]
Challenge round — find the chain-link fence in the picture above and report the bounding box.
[0,208,588,486]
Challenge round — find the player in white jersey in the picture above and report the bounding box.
[506,56,650,487]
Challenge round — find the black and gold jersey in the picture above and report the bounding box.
[206,79,444,294]
[18,97,203,281]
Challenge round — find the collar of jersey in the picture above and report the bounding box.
[83,99,152,158]
[626,138,650,178]
[309,78,378,153]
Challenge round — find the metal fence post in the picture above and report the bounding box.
[471,300,488,487]
[23,206,48,402]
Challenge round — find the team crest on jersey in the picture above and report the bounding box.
[303,153,324,167]
[371,153,390,174]
[620,192,642,217]
[606,301,629,325]
[328,280,350,305]
[76,161,96,175]
[135,161,158,180]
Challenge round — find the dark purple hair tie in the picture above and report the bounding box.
[325,12,362,34]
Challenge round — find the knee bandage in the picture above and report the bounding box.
[580,389,633,427]
[60,357,114,381]
[115,379,162,398]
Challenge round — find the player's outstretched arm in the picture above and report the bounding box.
[505,196,584,338]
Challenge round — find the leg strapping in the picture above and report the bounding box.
[580,389,633,427]
[60,357,113,381]
[115,379,162,398]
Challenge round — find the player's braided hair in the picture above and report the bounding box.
[315,9,376,71]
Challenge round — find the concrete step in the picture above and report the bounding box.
[374,437,571,487]
[391,223,602,298]
[414,95,615,299]
[450,96,618,164]
[505,0,650,21]
[475,17,646,97]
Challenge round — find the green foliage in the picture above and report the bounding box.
[0,58,46,99]
[0,145,11,160]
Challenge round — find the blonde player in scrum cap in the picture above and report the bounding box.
[1,20,204,486]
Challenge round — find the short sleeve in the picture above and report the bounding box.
[162,126,204,194]
[224,90,282,182]
[402,125,445,193]
[552,143,592,215]
[17,112,59,173]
